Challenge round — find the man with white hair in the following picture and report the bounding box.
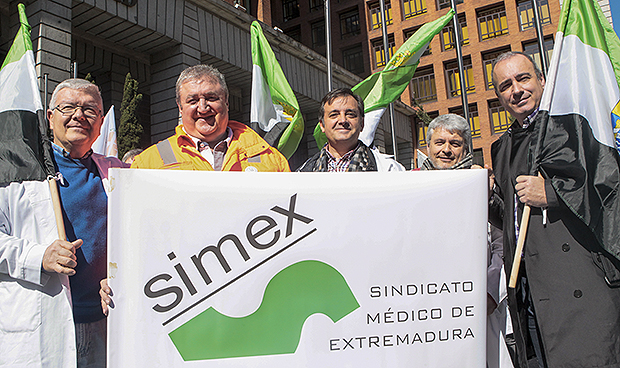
[0,78,125,367]
[420,113,472,170]
[420,113,514,368]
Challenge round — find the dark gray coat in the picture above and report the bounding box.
[491,122,620,368]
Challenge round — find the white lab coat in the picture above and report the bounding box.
[0,153,124,367]
[0,180,76,368]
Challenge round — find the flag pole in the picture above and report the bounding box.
[48,177,67,240]
[531,0,548,76]
[509,0,552,283]
[379,0,398,158]
[42,74,64,239]
[450,0,469,119]
[509,204,530,288]
[2,4,66,240]
[508,172,543,288]
[324,0,333,91]
[510,1,549,289]
[43,73,48,113]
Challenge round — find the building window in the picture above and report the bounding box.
[489,99,512,133]
[312,20,326,48]
[417,111,439,147]
[523,37,554,72]
[410,66,437,103]
[518,0,551,31]
[436,0,451,10]
[342,45,365,75]
[285,26,302,42]
[310,0,323,12]
[482,47,511,90]
[403,0,427,19]
[445,57,475,97]
[418,123,429,147]
[340,9,361,38]
[373,36,395,68]
[469,104,480,138]
[369,2,393,30]
[436,0,462,10]
[404,27,431,56]
[441,13,469,51]
[478,5,508,41]
[283,0,300,21]
[449,104,480,138]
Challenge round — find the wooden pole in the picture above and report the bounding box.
[508,204,530,288]
[509,173,544,288]
[48,177,66,240]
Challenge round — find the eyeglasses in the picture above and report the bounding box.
[54,104,101,118]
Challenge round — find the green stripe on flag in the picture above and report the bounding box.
[0,3,55,184]
[353,64,418,114]
[558,0,620,88]
[250,21,304,159]
[313,9,454,149]
[1,4,32,69]
[359,9,454,112]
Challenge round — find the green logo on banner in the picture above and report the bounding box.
[169,260,359,360]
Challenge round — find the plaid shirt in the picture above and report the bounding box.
[521,108,539,128]
[324,144,359,172]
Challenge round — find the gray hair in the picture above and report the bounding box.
[122,148,144,163]
[175,64,228,103]
[427,113,471,154]
[49,78,103,110]
[491,51,543,89]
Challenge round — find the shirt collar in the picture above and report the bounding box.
[521,107,540,129]
[182,126,233,150]
[324,141,360,163]
[52,143,93,160]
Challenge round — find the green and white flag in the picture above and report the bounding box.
[0,3,54,185]
[528,0,620,260]
[313,9,454,148]
[250,21,304,159]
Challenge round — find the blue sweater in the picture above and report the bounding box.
[53,144,107,323]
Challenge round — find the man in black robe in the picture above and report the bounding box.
[490,51,620,368]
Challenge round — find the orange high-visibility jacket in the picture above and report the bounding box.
[131,121,290,172]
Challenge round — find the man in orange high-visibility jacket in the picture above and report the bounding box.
[131,64,289,172]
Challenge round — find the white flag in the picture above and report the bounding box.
[92,105,118,157]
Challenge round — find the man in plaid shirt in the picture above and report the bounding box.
[298,88,404,172]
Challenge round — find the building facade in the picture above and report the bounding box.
[1,0,612,168]
[269,0,612,167]
[363,0,561,166]
[0,0,417,170]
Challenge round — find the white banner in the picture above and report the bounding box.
[107,169,488,367]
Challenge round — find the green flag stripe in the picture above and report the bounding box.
[1,4,32,69]
[313,9,454,148]
[383,10,454,71]
[558,0,620,88]
[250,21,304,159]
[353,64,418,112]
[354,9,454,111]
